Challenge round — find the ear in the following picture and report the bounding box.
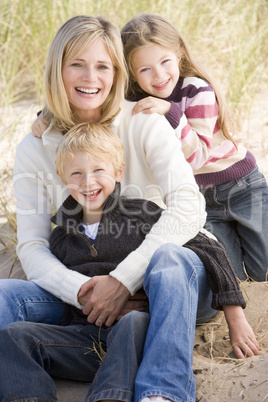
[115,164,125,183]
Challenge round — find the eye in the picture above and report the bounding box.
[71,171,81,176]
[70,62,82,68]
[94,168,104,173]
[161,59,170,65]
[97,64,109,70]
[140,67,150,73]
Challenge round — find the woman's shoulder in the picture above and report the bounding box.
[16,132,43,152]
[119,100,172,127]
[16,127,64,162]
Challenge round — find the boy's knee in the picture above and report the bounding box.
[146,243,190,277]
[148,243,182,271]
[144,244,201,293]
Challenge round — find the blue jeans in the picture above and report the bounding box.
[0,279,66,329]
[0,245,215,402]
[201,166,268,281]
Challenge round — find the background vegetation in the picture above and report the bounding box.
[1,0,267,110]
[0,0,268,255]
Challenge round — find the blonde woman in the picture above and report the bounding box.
[3,15,206,329]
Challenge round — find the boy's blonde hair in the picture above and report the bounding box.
[43,15,128,132]
[56,122,125,179]
[121,13,236,142]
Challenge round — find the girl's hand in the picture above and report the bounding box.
[32,115,48,138]
[223,305,260,359]
[78,275,130,327]
[132,97,171,116]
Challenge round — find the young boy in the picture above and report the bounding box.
[50,121,164,326]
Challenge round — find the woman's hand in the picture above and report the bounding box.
[132,97,171,116]
[223,305,260,359]
[78,275,130,327]
[32,115,48,138]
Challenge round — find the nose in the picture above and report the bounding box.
[153,65,164,80]
[83,66,96,82]
[83,172,95,186]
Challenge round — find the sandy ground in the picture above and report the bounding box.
[0,92,267,401]
[194,281,268,401]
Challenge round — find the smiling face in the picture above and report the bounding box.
[132,43,180,98]
[62,38,115,123]
[61,152,123,224]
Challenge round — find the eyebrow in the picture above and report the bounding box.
[134,51,174,68]
[72,58,113,65]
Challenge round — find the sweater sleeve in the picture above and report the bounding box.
[167,79,219,171]
[184,233,246,310]
[110,105,207,294]
[165,101,184,129]
[13,134,92,308]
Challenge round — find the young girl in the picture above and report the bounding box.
[121,13,268,282]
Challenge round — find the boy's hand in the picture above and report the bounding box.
[32,115,48,138]
[132,97,171,116]
[223,305,260,359]
[79,275,130,327]
[77,279,93,306]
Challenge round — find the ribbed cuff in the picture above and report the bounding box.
[211,290,246,310]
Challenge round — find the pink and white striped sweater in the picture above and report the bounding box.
[129,76,256,189]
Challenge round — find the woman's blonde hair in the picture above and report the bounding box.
[56,122,125,178]
[43,15,128,132]
[121,13,236,142]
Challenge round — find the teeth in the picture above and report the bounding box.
[155,80,169,88]
[77,87,99,94]
[83,189,100,196]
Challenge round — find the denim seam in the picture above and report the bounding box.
[86,388,133,402]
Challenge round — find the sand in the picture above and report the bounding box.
[194,281,268,401]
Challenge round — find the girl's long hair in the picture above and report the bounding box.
[121,13,236,142]
[43,15,128,132]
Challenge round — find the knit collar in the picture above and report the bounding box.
[165,77,184,102]
[51,182,121,228]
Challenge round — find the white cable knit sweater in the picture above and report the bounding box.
[13,100,206,307]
